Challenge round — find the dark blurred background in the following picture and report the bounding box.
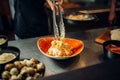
[0,0,120,40]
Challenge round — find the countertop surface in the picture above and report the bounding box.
[8,27,110,77]
[41,58,120,80]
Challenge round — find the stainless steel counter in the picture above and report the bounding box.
[8,28,108,77]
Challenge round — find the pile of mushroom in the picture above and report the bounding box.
[2,58,45,80]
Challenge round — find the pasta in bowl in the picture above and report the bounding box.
[37,37,84,60]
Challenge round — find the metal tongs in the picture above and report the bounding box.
[52,0,65,40]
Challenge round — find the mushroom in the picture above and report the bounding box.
[14,61,23,69]
[33,73,42,79]
[25,76,34,80]
[30,58,39,64]
[10,67,19,75]
[27,67,36,76]
[10,75,19,80]
[20,59,28,66]
[20,66,28,75]
[5,63,15,71]
[26,59,36,67]
[37,62,45,71]
[2,71,11,79]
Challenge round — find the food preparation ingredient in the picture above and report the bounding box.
[37,63,45,71]
[10,75,19,80]
[14,61,23,69]
[66,14,94,20]
[2,71,11,79]
[48,40,73,57]
[0,38,6,45]
[2,58,45,80]
[5,63,15,71]
[106,44,120,54]
[10,67,19,75]
[0,53,16,64]
[111,29,120,40]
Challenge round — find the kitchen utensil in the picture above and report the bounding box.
[52,0,65,40]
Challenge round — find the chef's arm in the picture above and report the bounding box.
[109,0,116,25]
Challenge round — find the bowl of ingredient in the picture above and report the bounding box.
[63,12,98,27]
[0,46,20,75]
[37,37,84,60]
[0,35,8,49]
[111,28,120,41]
[103,40,120,59]
[1,58,45,80]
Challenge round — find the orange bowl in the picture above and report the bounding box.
[37,37,84,60]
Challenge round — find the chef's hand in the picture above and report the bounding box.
[46,0,64,15]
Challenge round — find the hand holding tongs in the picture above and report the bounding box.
[52,0,65,40]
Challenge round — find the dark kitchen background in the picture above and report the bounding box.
[0,0,120,40]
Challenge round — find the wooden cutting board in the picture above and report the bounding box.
[95,29,111,44]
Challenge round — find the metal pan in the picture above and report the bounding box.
[63,12,98,24]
